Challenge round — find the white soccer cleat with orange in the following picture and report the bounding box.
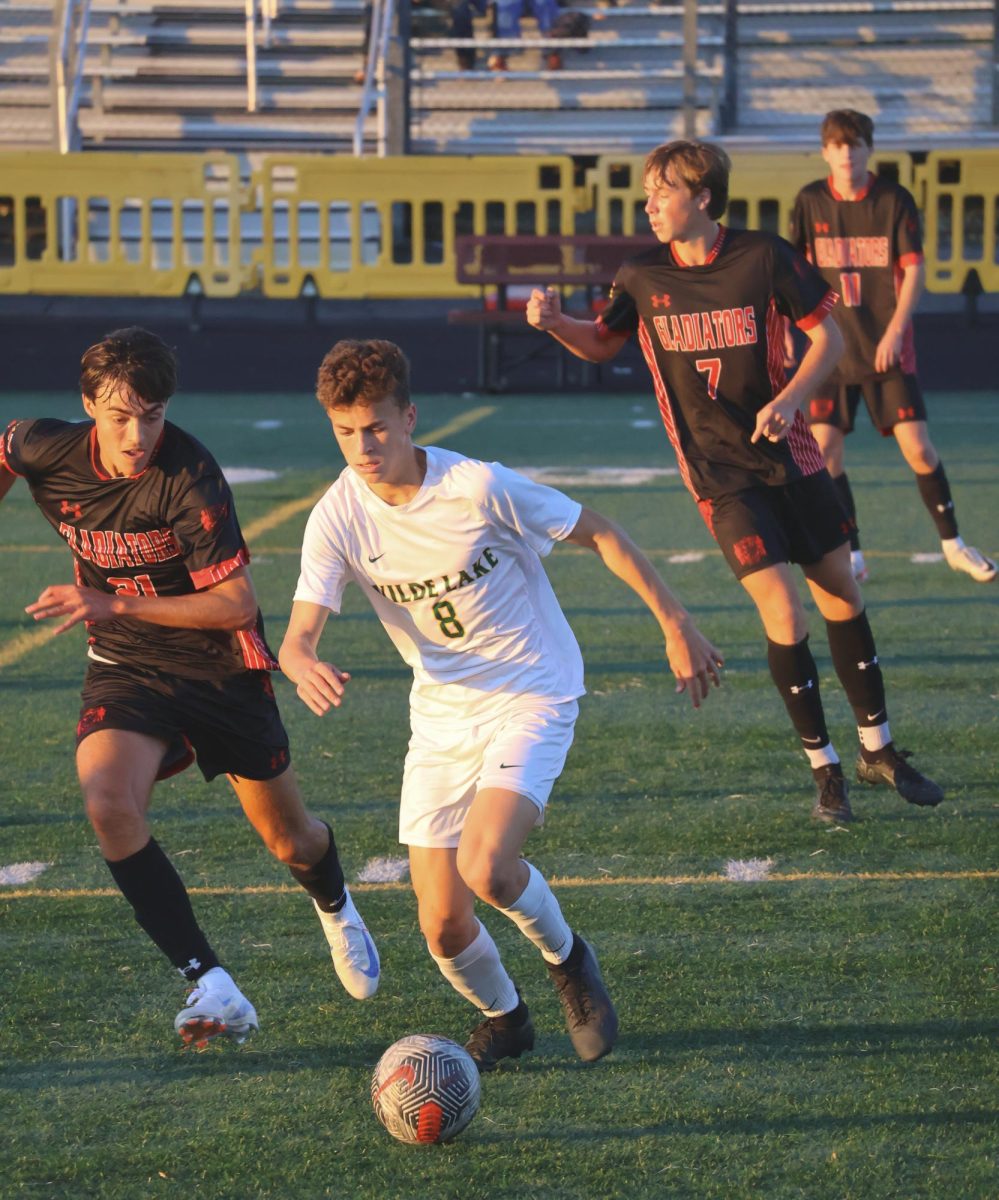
[314,887,380,1000]
[174,967,258,1050]
[943,541,996,583]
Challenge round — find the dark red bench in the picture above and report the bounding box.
[448,234,655,392]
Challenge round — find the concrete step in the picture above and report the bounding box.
[95,79,362,107]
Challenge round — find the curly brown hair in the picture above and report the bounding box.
[79,327,177,406]
[643,140,731,221]
[316,339,411,413]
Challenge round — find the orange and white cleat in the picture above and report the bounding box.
[174,967,258,1050]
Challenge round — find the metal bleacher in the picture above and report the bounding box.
[409,0,998,154]
[0,0,374,153]
[0,0,996,155]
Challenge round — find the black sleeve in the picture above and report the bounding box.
[168,465,249,590]
[789,192,807,255]
[598,266,640,335]
[770,235,836,327]
[0,418,64,480]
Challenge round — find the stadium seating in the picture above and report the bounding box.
[0,0,994,154]
[0,0,373,153]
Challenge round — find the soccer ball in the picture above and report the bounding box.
[371,1034,481,1144]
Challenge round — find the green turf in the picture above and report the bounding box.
[1,389,997,1199]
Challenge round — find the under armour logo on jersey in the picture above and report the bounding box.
[60,499,83,519]
[857,657,879,670]
[199,501,230,532]
[815,222,830,233]
[650,293,671,309]
[790,680,814,694]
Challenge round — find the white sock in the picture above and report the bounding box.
[805,744,840,770]
[429,921,518,1017]
[858,722,892,753]
[500,862,574,965]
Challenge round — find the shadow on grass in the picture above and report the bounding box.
[0,1038,388,1093]
[619,1017,999,1062]
[470,1106,999,1145]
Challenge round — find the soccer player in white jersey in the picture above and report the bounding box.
[279,339,723,1071]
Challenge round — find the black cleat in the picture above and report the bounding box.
[856,748,944,808]
[811,764,854,823]
[547,935,618,1063]
[464,1001,535,1073]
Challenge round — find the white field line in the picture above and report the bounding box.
[4,868,997,901]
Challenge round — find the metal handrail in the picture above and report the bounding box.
[353,0,395,156]
[55,0,92,154]
[245,0,258,111]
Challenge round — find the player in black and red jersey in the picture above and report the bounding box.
[0,327,379,1047]
[526,139,943,822]
[790,109,994,584]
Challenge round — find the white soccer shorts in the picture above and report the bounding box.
[398,698,579,848]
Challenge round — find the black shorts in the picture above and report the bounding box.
[702,470,853,581]
[76,662,291,782]
[806,372,927,435]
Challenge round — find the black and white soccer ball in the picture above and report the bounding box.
[371,1034,481,1144]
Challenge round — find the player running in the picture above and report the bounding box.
[279,338,722,1071]
[0,327,379,1048]
[790,109,994,584]
[526,138,944,823]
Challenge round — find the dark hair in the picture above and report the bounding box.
[820,109,874,148]
[316,339,411,413]
[79,327,177,406]
[643,140,731,220]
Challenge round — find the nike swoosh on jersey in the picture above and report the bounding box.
[368,553,385,563]
[499,763,522,769]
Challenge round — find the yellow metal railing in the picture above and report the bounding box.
[248,154,577,299]
[916,149,999,294]
[0,149,994,299]
[585,151,915,240]
[0,152,245,297]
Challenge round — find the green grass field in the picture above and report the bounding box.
[1,387,997,1200]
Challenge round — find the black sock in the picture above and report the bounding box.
[833,472,861,551]
[766,636,831,750]
[289,822,346,913]
[494,995,531,1026]
[915,462,958,540]
[825,610,888,729]
[105,838,220,982]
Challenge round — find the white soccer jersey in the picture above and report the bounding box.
[294,446,586,721]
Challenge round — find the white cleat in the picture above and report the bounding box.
[314,887,380,1000]
[943,542,996,583]
[174,967,258,1050]
[850,549,870,583]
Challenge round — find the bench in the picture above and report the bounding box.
[448,234,654,392]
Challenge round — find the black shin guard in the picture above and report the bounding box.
[915,462,958,540]
[825,610,888,729]
[832,472,861,551]
[289,821,346,913]
[106,838,220,981]
[766,637,831,750]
